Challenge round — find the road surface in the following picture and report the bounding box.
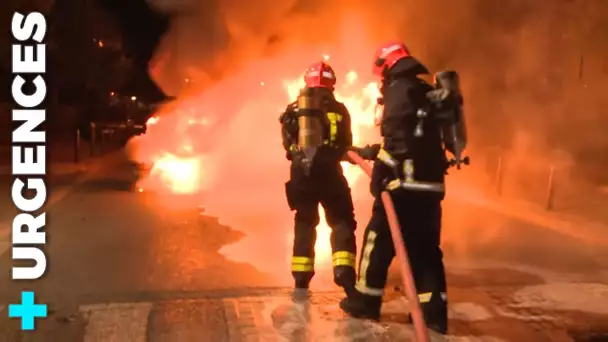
[0,152,607,341]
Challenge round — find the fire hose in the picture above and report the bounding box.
[346,150,431,342]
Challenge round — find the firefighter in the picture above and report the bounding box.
[280,61,357,293]
[340,42,462,335]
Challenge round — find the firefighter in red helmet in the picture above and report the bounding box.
[279,61,357,294]
[341,41,467,335]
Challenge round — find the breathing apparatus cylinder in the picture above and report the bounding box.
[433,70,468,168]
[296,87,327,174]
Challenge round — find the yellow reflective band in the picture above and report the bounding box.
[418,292,432,303]
[357,231,378,291]
[292,256,314,265]
[332,251,356,261]
[333,259,355,267]
[326,112,342,146]
[289,144,298,152]
[404,159,414,182]
[291,256,314,272]
[355,282,384,296]
[388,180,445,192]
[291,264,314,272]
[386,179,401,190]
[377,148,396,167]
[332,251,356,267]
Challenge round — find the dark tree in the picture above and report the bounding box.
[97,0,172,103]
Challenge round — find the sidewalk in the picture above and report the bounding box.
[0,160,94,178]
[0,139,100,177]
[447,182,608,247]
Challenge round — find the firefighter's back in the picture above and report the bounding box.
[396,76,447,185]
[371,73,447,198]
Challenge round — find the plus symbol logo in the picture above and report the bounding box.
[8,291,47,331]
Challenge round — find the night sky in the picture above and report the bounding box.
[97,0,170,66]
[97,0,173,101]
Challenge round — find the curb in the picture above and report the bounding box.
[0,152,121,240]
[448,187,608,246]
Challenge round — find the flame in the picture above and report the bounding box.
[146,116,160,126]
[128,23,383,270]
[149,153,202,194]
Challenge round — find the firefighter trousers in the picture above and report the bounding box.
[356,192,447,329]
[285,165,357,289]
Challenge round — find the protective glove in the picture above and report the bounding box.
[350,144,381,160]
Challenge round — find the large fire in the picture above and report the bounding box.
[127,31,383,271]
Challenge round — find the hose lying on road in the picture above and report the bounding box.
[346,150,431,342]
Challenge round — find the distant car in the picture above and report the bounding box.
[114,119,146,146]
[125,119,147,135]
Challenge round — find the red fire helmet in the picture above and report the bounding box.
[372,41,411,78]
[303,61,337,90]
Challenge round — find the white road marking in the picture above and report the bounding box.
[0,189,73,241]
[257,295,504,341]
[0,185,72,241]
[2,297,510,341]
[0,156,110,240]
[80,302,152,342]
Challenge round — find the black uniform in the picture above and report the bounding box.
[280,91,357,291]
[340,57,449,334]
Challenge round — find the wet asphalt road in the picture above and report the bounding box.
[0,152,606,341]
[0,154,276,304]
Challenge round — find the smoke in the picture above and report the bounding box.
[129,0,608,275]
[149,0,608,147]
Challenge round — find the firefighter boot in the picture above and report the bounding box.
[333,266,356,294]
[292,271,314,289]
[422,295,448,334]
[291,288,310,302]
[339,290,382,321]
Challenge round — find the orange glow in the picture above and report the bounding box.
[127,18,382,268]
[150,153,202,194]
[146,116,160,126]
